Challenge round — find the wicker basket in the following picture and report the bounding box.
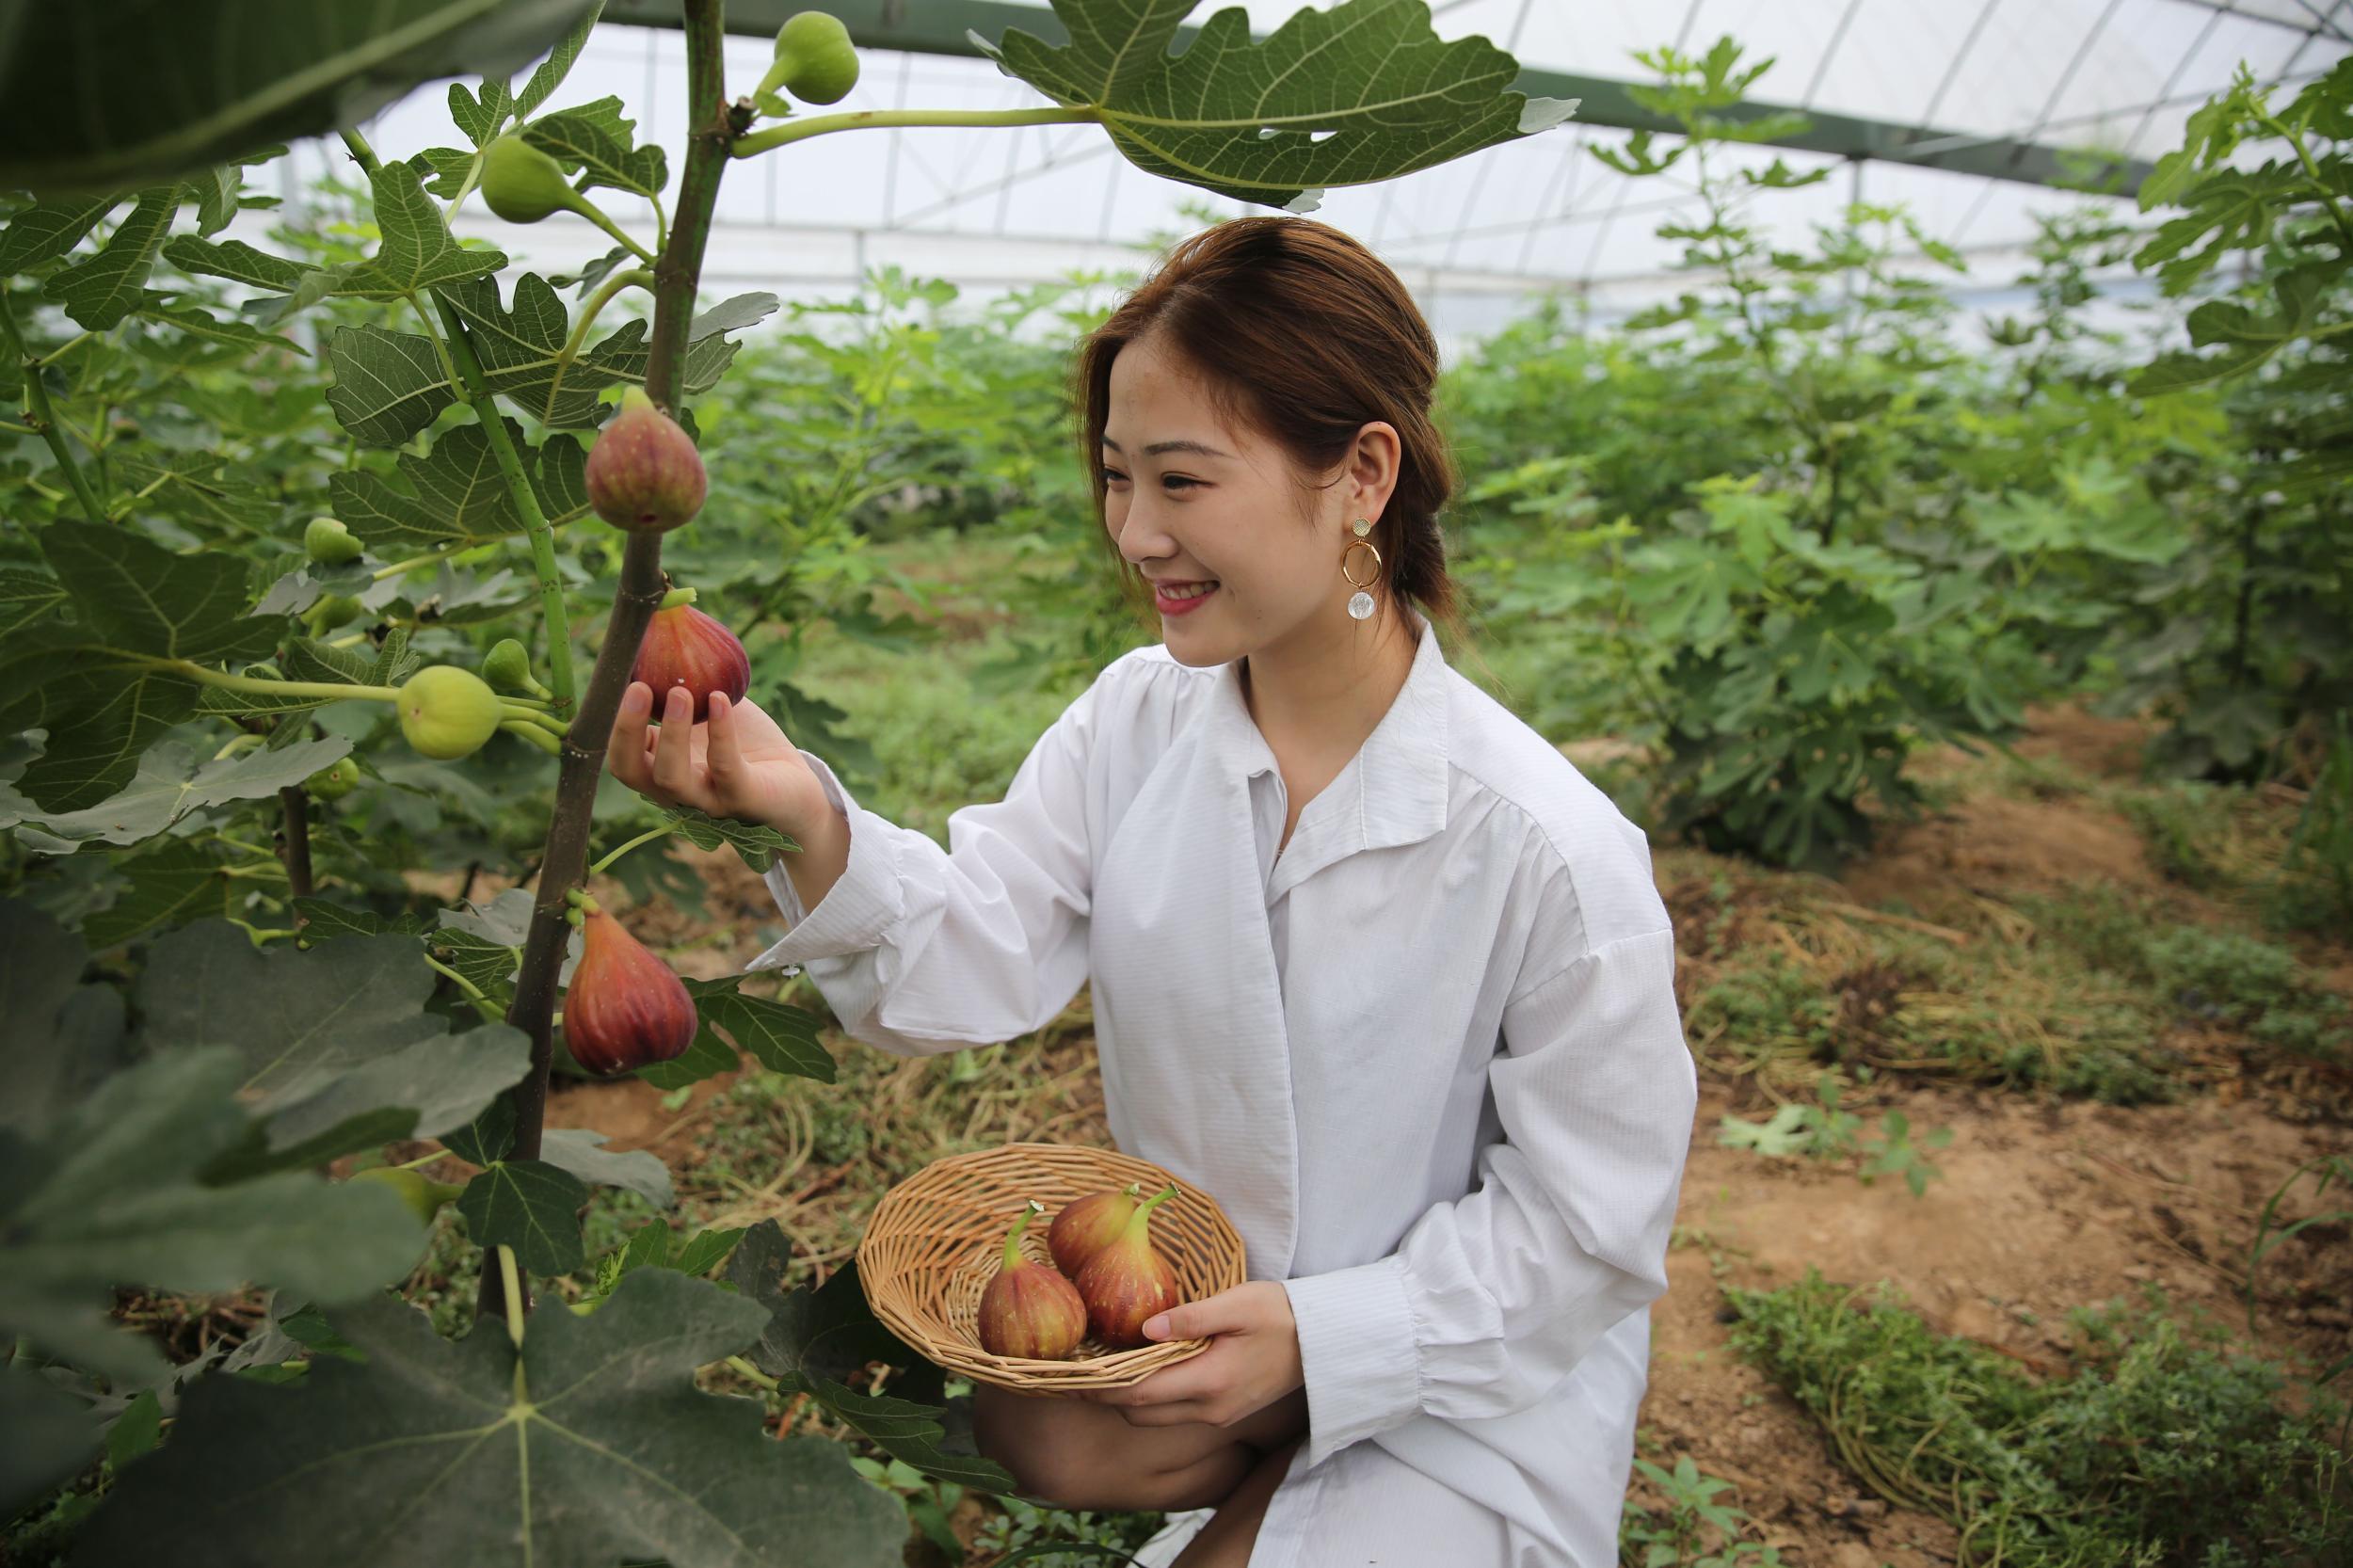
[858,1142,1247,1393]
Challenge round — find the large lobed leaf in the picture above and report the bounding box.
[0,0,601,194]
[135,921,532,1167]
[72,1269,908,1568]
[973,0,1577,213]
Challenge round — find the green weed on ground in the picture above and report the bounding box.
[1723,1271,2350,1567]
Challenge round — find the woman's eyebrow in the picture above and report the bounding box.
[1101,438,1231,459]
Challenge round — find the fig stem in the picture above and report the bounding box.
[725,1353,781,1392]
[0,291,107,527]
[1002,1199,1046,1270]
[497,1244,527,1350]
[559,267,656,369]
[589,824,675,876]
[568,193,659,264]
[162,662,401,705]
[732,104,1100,160]
[657,585,697,611]
[1126,1183,1179,1238]
[502,720,564,757]
[423,954,505,1023]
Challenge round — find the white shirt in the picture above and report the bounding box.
[750,615,1697,1564]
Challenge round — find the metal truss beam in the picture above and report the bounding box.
[599,0,2166,196]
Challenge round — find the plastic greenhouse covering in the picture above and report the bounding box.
[284,1,2353,348]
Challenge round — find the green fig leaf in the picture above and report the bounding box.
[331,163,507,300]
[972,0,1577,213]
[325,326,457,446]
[456,1157,590,1273]
[327,418,587,551]
[728,1224,1002,1489]
[515,1,604,119]
[0,0,601,193]
[0,567,69,640]
[164,233,312,293]
[41,187,179,329]
[540,1127,675,1209]
[0,1048,422,1385]
[663,802,798,872]
[0,1365,105,1519]
[520,94,668,200]
[71,1270,906,1568]
[135,922,533,1157]
[691,978,835,1084]
[3,737,351,851]
[0,902,132,1135]
[0,194,120,275]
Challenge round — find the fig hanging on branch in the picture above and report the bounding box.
[759,10,861,105]
[562,901,698,1077]
[395,665,504,760]
[303,757,362,801]
[304,516,363,565]
[585,387,707,534]
[632,591,748,723]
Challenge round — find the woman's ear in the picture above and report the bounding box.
[1351,421,1402,519]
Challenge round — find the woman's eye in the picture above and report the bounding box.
[1099,467,1127,486]
[1160,476,1199,491]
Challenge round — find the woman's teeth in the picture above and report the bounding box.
[1160,582,1216,600]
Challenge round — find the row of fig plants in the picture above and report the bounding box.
[0,0,1582,1560]
[1447,39,2352,921]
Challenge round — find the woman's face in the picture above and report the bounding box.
[1101,331,1397,670]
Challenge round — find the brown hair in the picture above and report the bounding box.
[1073,216,1470,652]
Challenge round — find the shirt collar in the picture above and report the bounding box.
[1203,612,1453,863]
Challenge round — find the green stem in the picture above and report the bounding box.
[433,296,580,715]
[0,291,107,526]
[33,330,94,368]
[725,1354,780,1392]
[588,824,674,876]
[424,953,506,1021]
[165,662,400,705]
[340,125,579,718]
[732,105,1099,160]
[2264,111,2353,256]
[407,293,460,393]
[499,1245,527,1350]
[568,195,658,264]
[503,720,564,756]
[559,268,655,367]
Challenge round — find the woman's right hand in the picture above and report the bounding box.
[606,683,834,838]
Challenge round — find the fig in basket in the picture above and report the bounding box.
[976,1200,1089,1359]
[1075,1182,1182,1349]
[1046,1178,1145,1277]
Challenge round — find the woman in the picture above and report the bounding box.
[606,216,1697,1568]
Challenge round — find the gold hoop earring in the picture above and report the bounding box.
[1341,522,1381,622]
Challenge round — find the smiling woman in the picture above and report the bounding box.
[707,215,1696,1568]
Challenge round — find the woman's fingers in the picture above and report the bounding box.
[704,691,744,799]
[649,683,699,799]
[608,682,659,796]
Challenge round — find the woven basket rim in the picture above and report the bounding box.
[858,1142,1246,1391]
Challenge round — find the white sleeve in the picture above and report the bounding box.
[743,665,1114,1059]
[1280,924,1695,1470]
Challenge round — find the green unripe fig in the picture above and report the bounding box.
[395,665,504,760]
[584,386,707,533]
[304,516,363,565]
[480,134,582,224]
[760,10,860,105]
[306,594,366,632]
[482,637,538,694]
[350,1165,466,1224]
[304,756,362,801]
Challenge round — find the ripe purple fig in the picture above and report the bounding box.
[976,1200,1089,1360]
[584,386,706,534]
[1073,1182,1181,1350]
[562,908,697,1077]
[632,600,750,723]
[1047,1180,1144,1279]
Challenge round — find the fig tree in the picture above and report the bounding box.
[584,386,706,533]
[760,10,860,105]
[395,665,504,760]
[304,516,363,565]
[631,600,749,722]
[563,908,698,1076]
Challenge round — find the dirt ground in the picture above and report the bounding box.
[536,698,2351,1565]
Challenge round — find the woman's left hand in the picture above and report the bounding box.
[1076,1280,1305,1428]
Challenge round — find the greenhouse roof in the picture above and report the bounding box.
[337,0,2353,344]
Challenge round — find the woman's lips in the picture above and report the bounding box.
[1155,580,1219,616]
